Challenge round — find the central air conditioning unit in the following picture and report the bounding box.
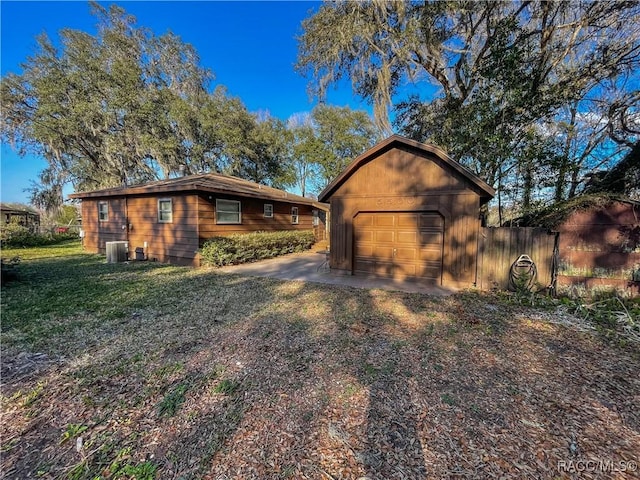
[106,241,128,263]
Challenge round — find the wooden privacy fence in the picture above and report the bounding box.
[477,227,558,291]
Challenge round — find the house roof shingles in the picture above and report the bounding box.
[69,173,328,210]
[0,203,40,215]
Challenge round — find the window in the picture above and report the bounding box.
[158,198,173,223]
[291,206,299,225]
[264,203,273,218]
[98,202,109,222]
[216,199,241,224]
[312,210,319,226]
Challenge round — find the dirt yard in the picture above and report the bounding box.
[1,243,639,479]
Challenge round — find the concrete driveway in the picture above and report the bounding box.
[217,250,454,295]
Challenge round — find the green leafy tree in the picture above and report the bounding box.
[285,105,379,196]
[218,111,294,189]
[584,142,640,198]
[287,113,323,197]
[52,205,80,226]
[1,3,234,207]
[299,104,380,191]
[310,104,379,190]
[298,1,640,216]
[2,3,282,209]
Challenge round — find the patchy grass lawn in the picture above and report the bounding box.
[1,241,639,479]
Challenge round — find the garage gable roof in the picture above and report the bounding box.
[318,135,495,202]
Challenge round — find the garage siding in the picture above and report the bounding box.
[324,140,491,288]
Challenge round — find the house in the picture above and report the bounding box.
[69,173,328,266]
[1,203,41,231]
[318,135,495,288]
[521,194,640,295]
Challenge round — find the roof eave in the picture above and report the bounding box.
[68,183,198,199]
[319,135,496,202]
[69,182,326,208]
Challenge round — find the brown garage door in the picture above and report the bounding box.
[353,212,444,282]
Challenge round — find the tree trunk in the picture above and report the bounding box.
[555,105,577,202]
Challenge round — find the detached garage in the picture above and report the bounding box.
[318,135,495,288]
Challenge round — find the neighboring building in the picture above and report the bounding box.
[1,203,41,231]
[70,173,328,266]
[318,135,495,288]
[522,195,640,295]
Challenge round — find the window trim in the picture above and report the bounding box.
[264,203,274,218]
[291,206,299,225]
[98,201,109,222]
[158,198,173,223]
[216,198,242,225]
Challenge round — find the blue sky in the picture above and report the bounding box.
[0,1,376,204]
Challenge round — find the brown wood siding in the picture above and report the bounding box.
[328,146,483,287]
[126,195,199,265]
[197,193,314,243]
[81,197,127,253]
[80,194,200,265]
[81,191,319,267]
[333,145,473,198]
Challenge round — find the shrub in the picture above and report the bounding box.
[0,222,77,248]
[1,222,32,246]
[200,230,316,267]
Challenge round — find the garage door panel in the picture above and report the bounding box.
[374,230,395,243]
[354,211,443,283]
[420,215,444,229]
[372,246,394,259]
[395,247,417,260]
[374,215,396,227]
[356,258,395,276]
[397,230,418,244]
[420,232,443,245]
[357,245,374,257]
[395,262,418,277]
[356,230,375,243]
[423,262,442,279]
[420,248,443,262]
[397,214,418,227]
[354,259,376,274]
[372,260,395,276]
[357,214,374,226]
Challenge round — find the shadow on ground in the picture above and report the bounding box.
[1,252,639,479]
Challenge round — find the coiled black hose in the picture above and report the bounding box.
[508,254,537,292]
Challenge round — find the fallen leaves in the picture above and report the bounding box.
[2,274,639,479]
